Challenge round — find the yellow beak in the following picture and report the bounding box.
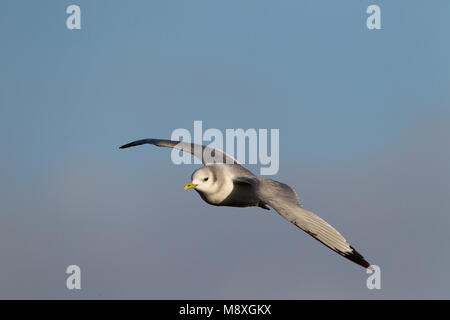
[184,182,197,191]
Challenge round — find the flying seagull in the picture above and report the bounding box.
[120,138,371,269]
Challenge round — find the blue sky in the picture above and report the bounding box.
[1,0,449,298]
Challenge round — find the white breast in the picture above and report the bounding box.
[201,164,235,205]
[206,175,234,204]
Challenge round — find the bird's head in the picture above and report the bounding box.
[184,166,217,194]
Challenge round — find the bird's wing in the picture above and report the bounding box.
[120,138,239,166]
[256,178,371,269]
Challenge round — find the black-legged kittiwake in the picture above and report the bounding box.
[120,138,371,269]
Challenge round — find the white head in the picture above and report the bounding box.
[184,166,219,195]
[183,164,238,205]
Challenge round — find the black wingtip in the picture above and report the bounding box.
[344,246,371,269]
[119,144,129,149]
[119,139,150,149]
[120,141,140,149]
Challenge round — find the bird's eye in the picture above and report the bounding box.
[203,177,209,181]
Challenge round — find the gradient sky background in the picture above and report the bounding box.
[1,0,449,299]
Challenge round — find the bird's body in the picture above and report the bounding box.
[192,164,259,207]
[120,138,371,269]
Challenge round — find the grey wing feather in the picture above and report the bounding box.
[256,178,371,269]
[120,138,239,165]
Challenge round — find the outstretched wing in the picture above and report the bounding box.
[257,178,371,269]
[120,138,239,165]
